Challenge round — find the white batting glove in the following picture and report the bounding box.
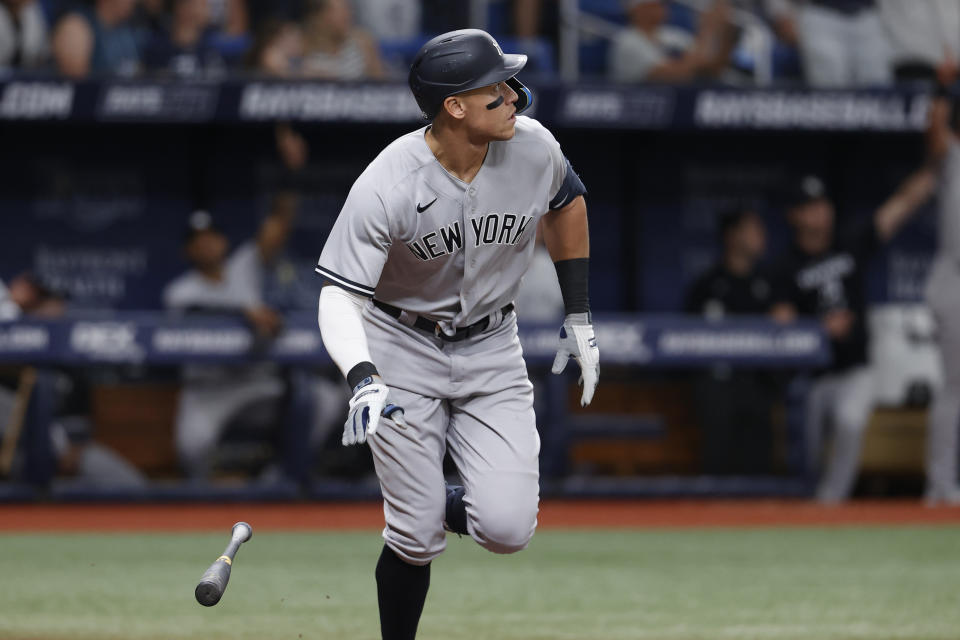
[552,313,600,407]
[344,375,406,446]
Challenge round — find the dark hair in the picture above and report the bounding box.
[717,207,756,240]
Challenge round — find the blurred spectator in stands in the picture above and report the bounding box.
[609,0,738,83]
[771,169,936,502]
[143,0,226,77]
[878,0,960,83]
[745,0,799,45]
[130,0,166,43]
[244,18,303,77]
[206,0,247,37]
[352,0,420,41]
[921,92,960,504]
[508,0,561,73]
[300,0,384,80]
[684,207,775,474]
[164,209,287,481]
[0,0,49,70]
[787,0,891,87]
[51,0,141,78]
[513,0,549,40]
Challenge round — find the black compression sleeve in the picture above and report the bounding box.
[554,257,590,315]
[347,361,380,390]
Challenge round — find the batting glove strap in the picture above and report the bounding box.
[552,315,600,407]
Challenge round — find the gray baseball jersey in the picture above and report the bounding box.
[315,116,586,565]
[935,140,960,263]
[924,139,960,501]
[315,115,582,333]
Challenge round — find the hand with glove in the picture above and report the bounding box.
[343,374,406,445]
[552,312,600,407]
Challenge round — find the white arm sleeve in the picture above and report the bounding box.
[318,285,374,381]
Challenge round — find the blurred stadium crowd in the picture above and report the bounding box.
[1,0,959,84]
[1,1,960,505]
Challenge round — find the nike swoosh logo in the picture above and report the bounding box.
[416,197,437,213]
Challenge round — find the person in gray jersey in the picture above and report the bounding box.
[923,94,960,504]
[315,29,599,640]
[164,209,288,481]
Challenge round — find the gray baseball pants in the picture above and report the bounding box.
[363,302,540,566]
[924,257,960,500]
[805,365,875,502]
[175,376,285,479]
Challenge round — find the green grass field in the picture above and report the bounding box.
[2,526,959,640]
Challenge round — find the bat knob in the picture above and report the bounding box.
[232,522,252,542]
[195,581,223,607]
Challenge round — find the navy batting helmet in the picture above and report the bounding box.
[408,29,532,120]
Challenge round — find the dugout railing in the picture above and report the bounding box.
[0,313,828,501]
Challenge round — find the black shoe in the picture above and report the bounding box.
[443,483,468,535]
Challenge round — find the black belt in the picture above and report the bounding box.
[373,299,514,342]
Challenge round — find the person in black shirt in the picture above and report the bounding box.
[771,171,936,502]
[685,207,775,474]
[686,208,771,318]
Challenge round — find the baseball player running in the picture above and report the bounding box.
[315,29,599,639]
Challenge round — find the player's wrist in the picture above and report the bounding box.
[554,257,591,316]
[347,361,381,391]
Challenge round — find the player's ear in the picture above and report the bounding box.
[441,95,467,120]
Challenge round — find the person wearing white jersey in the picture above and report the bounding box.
[314,29,599,640]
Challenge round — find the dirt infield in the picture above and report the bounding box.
[1,499,960,532]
